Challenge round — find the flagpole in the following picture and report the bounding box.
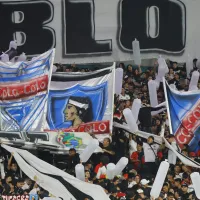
[110,62,116,134]
[41,49,55,131]
[162,77,173,135]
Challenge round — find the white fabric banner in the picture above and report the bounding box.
[1,0,200,63]
[46,65,115,133]
[0,49,55,132]
[1,144,110,200]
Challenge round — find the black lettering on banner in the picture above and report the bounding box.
[120,0,186,53]
[26,132,49,142]
[0,131,49,143]
[0,0,55,55]
[63,0,112,54]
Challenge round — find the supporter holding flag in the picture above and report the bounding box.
[99,138,115,162]
[142,136,161,178]
[6,153,20,181]
[166,135,179,167]
[138,104,166,133]
[66,148,80,175]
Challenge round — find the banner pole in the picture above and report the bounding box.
[110,62,116,134]
[162,77,173,135]
[41,49,55,131]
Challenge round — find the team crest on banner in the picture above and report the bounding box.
[46,66,115,133]
[0,49,55,132]
[166,83,200,151]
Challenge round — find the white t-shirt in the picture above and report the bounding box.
[168,141,178,165]
[143,142,159,163]
[119,94,130,101]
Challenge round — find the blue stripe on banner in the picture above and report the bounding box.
[2,112,20,130]
[0,50,52,72]
[23,62,47,72]
[0,72,17,75]
[25,96,46,131]
[23,50,53,71]
[27,103,46,131]
[0,66,18,70]
[0,61,49,76]
[0,97,36,106]
[0,69,45,82]
[2,94,46,131]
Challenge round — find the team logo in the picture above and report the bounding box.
[47,82,108,130]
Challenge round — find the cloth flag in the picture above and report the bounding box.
[46,65,115,134]
[165,82,200,152]
[0,49,55,132]
[2,144,110,200]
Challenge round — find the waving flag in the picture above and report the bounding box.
[0,49,55,132]
[46,65,115,134]
[2,144,110,200]
[164,82,200,151]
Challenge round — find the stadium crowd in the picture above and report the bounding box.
[0,60,200,200]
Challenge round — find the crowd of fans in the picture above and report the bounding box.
[0,61,200,200]
[54,63,102,72]
[0,150,50,199]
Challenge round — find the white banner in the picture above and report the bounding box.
[46,65,115,133]
[1,0,200,63]
[2,144,110,200]
[0,49,55,132]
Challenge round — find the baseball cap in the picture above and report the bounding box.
[137,189,144,194]
[140,179,150,185]
[181,183,188,187]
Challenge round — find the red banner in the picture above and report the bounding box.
[0,75,48,100]
[46,120,110,134]
[175,100,200,148]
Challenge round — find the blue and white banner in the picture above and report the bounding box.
[165,82,200,151]
[45,65,115,134]
[0,49,55,132]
